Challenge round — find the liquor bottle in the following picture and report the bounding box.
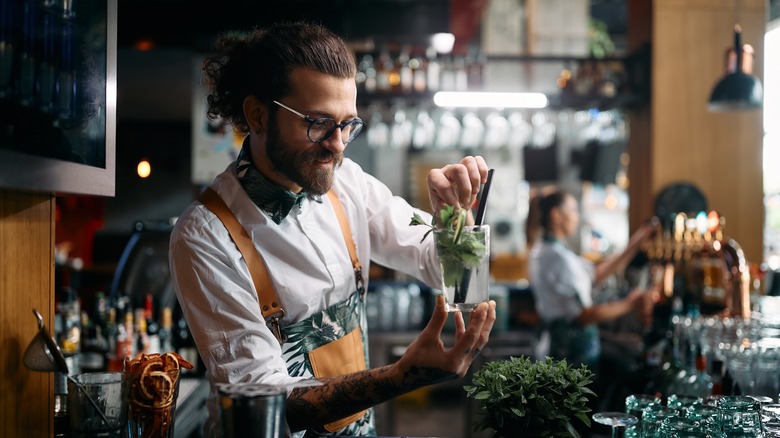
[425,46,440,92]
[360,54,377,93]
[94,292,109,331]
[355,54,373,92]
[722,369,735,395]
[411,48,426,93]
[104,307,118,370]
[466,49,485,91]
[143,294,160,354]
[710,359,725,395]
[649,299,685,396]
[398,46,413,93]
[134,308,150,355]
[687,346,713,398]
[453,56,468,91]
[112,311,134,369]
[53,395,70,438]
[158,307,174,353]
[375,48,393,92]
[57,287,81,357]
[80,311,108,372]
[440,55,456,91]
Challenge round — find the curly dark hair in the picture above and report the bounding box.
[202,21,357,134]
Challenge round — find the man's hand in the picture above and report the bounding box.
[427,156,489,224]
[390,295,496,389]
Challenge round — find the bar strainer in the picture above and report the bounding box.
[23,308,69,373]
[23,308,111,426]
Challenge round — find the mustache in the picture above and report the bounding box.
[301,149,342,163]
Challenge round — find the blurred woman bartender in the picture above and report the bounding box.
[528,189,657,369]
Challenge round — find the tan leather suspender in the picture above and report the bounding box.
[197,187,362,343]
[325,190,364,294]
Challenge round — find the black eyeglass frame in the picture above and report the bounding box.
[272,100,365,144]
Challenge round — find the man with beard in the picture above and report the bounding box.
[169,21,496,437]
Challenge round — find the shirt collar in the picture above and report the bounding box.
[235,139,321,224]
[543,234,564,245]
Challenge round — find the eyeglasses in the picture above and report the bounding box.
[273,100,365,145]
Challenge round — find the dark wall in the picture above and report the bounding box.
[104,46,198,233]
[104,119,195,233]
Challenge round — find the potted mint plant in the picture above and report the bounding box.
[464,356,595,437]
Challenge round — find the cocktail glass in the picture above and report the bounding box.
[433,224,490,312]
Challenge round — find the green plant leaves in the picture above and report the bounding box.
[463,356,595,437]
[410,205,486,273]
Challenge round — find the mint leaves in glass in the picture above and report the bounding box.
[411,205,490,312]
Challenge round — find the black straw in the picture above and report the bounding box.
[454,168,495,304]
[474,168,494,226]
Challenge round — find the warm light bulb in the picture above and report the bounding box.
[137,160,151,178]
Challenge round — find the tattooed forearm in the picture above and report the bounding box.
[286,364,451,432]
[400,365,454,390]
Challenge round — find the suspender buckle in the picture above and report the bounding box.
[265,310,287,344]
[355,267,365,298]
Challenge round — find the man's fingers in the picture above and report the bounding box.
[453,310,465,337]
[423,294,449,337]
[452,301,488,355]
[477,300,497,345]
[460,157,482,198]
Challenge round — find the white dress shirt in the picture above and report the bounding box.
[169,157,441,436]
[529,238,595,323]
[529,238,596,362]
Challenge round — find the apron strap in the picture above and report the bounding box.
[326,190,364,294]
[198,187,287,343]
[198,186,364,342]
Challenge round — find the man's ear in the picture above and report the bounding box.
[243,96,267,134]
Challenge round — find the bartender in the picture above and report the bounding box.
[528,189,656,369]
[169,21,496,437]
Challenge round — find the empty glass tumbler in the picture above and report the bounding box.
[658,416,704,437]
[685,403,719,437]
[643,406,679,438]
[717,395,762,437]
[667,394,702,415]
[761,403,780,437]
[625,394,661,437]
[67,372,128,438]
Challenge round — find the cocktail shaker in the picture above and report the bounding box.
[217,383,286,438]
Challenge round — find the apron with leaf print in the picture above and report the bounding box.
[281,288,375,437]
[199,187,375,437]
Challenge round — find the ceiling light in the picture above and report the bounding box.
[708,24,763,112]
[433,92,549,109]
[431,33,455,54]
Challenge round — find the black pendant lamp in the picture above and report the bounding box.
[708,24,764,112]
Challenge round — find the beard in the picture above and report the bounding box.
[265,118,343,196]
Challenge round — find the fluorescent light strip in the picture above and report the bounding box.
[433,91,549,109]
